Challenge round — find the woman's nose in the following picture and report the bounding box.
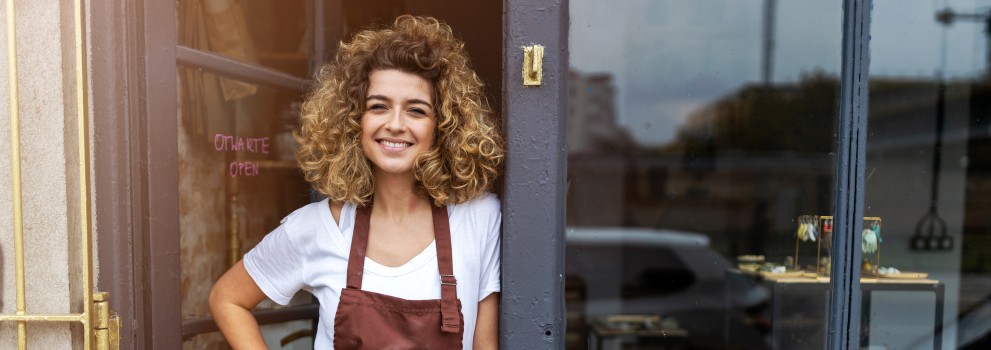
[384,110,405,132]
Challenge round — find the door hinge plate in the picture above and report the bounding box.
[523,45,544,86]
[94,292,120,350]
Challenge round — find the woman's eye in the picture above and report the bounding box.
[409,108,427,116]
[368,104,387,111]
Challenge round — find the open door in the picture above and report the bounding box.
[129,0,512,348]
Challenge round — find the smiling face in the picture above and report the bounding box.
[360,69,437,178]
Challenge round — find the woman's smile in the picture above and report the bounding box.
[378,138,414,152]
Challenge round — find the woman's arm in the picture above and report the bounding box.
[209,260,270,350]
[473,292,500,349]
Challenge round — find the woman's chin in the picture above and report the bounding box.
[373,165,415,178]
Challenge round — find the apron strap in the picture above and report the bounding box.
[432,205,462,334]
[346,205,371,290]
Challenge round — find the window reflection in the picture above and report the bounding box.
[177,0,313,78]
[567,1,840,348]
[178,68,312,349]
[867,1,991,349]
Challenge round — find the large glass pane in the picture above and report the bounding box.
[177,0,314,78]
[567,1,841,348]
[177,67,313,348]
[866,1,991,349]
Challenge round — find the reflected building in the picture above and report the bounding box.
[567,70,635,154]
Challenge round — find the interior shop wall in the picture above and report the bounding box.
[0,0,92,348]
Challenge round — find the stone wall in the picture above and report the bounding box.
[0,0,92,348]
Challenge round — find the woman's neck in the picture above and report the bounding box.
[372,171,430,221]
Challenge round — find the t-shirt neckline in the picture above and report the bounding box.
[320,199,441,277]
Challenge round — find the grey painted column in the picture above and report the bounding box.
[828,0,871,349]
[501,0,568,348]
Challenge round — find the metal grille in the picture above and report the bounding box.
[0,0,117,348]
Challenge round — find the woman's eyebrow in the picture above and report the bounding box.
[365,95,431,108]
[366,94,390,102]
[406,98,433,109]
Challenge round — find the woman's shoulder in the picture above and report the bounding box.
[453,192,500,215]
[450,192,501,234]
[278,199,333,238]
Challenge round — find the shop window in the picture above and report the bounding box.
[866,1,991,349]
[175,1,315,348]
[566,1,842,348]
[177,68,314,349]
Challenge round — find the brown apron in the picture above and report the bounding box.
[333,204,464,349]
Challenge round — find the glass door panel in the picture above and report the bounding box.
[566,1,842,348]
[175,3,318,349]
[865,1,991,349]
[177,68,314,349]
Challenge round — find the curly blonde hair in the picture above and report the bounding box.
[295,15,504,206]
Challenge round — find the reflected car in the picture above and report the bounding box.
[565,227,770,349]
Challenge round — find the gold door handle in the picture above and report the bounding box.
[522,45,544,86]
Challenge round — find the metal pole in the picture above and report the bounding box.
[761,0,776,86]
[985,14,990,77]
[74,0,96,347]
[5,0,28,347]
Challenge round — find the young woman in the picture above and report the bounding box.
[209,15,504,349]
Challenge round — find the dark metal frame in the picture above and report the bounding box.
[175,46,309,91]
[180,304,319,339]
[91,0,148,348]
[501,0,569,348]
[828,0,872,349]
[142,0,182,347]
[91,0,184,347]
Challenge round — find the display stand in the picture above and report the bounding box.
[805,216,882,280]
[724,269,944,350]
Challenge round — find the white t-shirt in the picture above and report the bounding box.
[243,193,501,349]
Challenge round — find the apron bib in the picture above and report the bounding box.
[333,204,464,349]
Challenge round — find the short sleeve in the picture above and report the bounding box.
[243,225,306,305]
[477,204,502,300]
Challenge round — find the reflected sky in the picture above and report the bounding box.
[570,0,989,146]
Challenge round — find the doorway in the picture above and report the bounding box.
[165,1,504,349]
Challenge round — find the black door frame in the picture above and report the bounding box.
[501,0,570,348]
[828,0,871,348]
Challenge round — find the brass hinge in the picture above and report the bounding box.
[94,292,120,350]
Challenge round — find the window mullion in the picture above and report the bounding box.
[176,45,309,92]
[827,0,872,349]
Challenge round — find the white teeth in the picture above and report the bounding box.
[381,140,410,148]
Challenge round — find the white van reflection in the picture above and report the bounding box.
[566,227,770,349]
